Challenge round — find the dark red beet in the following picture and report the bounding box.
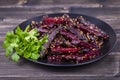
[60,29,78,40]
[51,47,80,53]
[71,39,96,49]
[30,14,109,64]
[77,24,108,39]
[47,50,99,63]
[43,17,64,24]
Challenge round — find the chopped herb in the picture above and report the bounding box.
[2,25,48,62]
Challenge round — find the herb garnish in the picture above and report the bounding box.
[3,25,48,62]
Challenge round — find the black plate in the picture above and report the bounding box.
[18,13,116,67]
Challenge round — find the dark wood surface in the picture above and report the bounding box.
[0,0,120,80]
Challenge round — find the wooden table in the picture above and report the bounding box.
[0,0,120,80]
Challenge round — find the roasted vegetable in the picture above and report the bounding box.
[6,14,108,64]
[29,14,109,64]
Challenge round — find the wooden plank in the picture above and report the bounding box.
[0,7,119,15]
[0,7,64,19]
[0,0,120,8]
[0,77,119,80]
[23,0,120,8]
[0,0,106,8]
[0,53,119,77]
[0,0,19,5]
[69,7,120,17]
[0,7,119,20]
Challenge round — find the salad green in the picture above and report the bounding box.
[2,25,48,62]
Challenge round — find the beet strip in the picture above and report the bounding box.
[40,28,60,55]
[60,29,96,49]
[51,47,80,53]
[77,24,108,39]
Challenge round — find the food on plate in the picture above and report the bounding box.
[30,14,109,64]
[3,14,109,64]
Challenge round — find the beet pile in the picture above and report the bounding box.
[30,14,109,64]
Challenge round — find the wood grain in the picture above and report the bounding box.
[0,0,120,8]
[0,0,120,80]
[0,53,119,77]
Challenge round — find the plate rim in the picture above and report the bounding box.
[17,13,117,67]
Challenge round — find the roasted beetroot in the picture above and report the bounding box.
[30,14,109,64]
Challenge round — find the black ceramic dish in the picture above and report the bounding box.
[17,13,116,67]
